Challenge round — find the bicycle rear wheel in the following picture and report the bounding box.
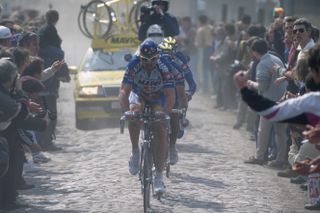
[78,6,91,38]
[82,0,112,38]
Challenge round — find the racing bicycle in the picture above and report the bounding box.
[120,106,170,213]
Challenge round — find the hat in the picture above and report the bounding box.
[17,32,38,47]
[0,26,12,39]
[21,76,45,93]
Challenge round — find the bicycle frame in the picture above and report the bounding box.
[120,107,170,212]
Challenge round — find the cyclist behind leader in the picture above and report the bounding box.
[138,0,179,42]
[160,37,197,133]
[158,38,197,164]
[158,41,186,166]
[119,39,175,194]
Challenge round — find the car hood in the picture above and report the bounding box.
[78,71,124,87]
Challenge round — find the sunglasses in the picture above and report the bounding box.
[140,55,158,63]
[293,28,306,34]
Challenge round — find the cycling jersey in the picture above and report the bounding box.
[159,55,184,85]
[171,51,197,97]
[122,56,175,102]
[240,87,320,125]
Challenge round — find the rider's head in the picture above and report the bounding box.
[158,41,173,58]
[163,36,177,53]
[139,39,159,70]
[151,0,169,12]
[147,24,164,45]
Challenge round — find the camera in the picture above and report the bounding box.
[140,5,156,20]
[35,110,57,121]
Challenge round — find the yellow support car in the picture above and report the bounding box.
[73,34,138,129]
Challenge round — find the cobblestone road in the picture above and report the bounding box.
[13,83,310,213]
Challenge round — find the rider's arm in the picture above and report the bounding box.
[163,87,175,113]
[119,83,132,112]
[176,84,188,109]
[160,62,176,113]
[175,52,197,98]
[119,62,136,112]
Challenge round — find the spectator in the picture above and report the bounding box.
[244,38,288,168]
[138,0,179,42]
[17,32,39,56]
[38,10,61,49]
[294,18,315,61]
[0,26,12,48]
[0,59,33,211]
[194,15,213,94]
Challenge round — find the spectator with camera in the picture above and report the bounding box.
[138,0,179,42]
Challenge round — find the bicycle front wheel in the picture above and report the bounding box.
[142,143,152,212]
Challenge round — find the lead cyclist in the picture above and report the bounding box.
[119,39,175,194]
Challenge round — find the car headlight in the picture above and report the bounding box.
[78,86,105,97]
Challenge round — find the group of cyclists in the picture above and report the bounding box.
[119,0,196,197]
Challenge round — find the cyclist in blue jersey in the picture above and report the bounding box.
[158,41,187,165]
[163,37,197,101]
[119,39,175,194]
[160,37,197,138]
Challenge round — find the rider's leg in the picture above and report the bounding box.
[152,121,167,193]
[152,121,168,173]
[169,114,179,164]
[128,101,144,150]
[128,103,143,175]
[128,121,140,150]
[169,113,180,146]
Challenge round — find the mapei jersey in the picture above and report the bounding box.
[161,51,197,97]
[122,56,175,100]
[159,55,184,85]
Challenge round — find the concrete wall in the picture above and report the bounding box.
[169,0,278,25]
[283,0,320,28]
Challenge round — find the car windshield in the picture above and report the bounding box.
[82,48,134,71]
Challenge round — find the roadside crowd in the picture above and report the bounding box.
[0,2,320,211]
[0,8,70,211]
[176,9,320,210]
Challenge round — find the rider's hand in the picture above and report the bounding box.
[124,111,140,120]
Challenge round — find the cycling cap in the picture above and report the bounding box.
[139,39,159,60]
[147,24,164,44]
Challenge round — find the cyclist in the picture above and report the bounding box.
[158,41,186,165]
[161,37,197,137]
[146,24,164,45]
[119,39,175,194]
[163,37,197,102]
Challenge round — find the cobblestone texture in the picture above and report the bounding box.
[11,83,312,213]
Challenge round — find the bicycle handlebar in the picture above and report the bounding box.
[120,111,171,134]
